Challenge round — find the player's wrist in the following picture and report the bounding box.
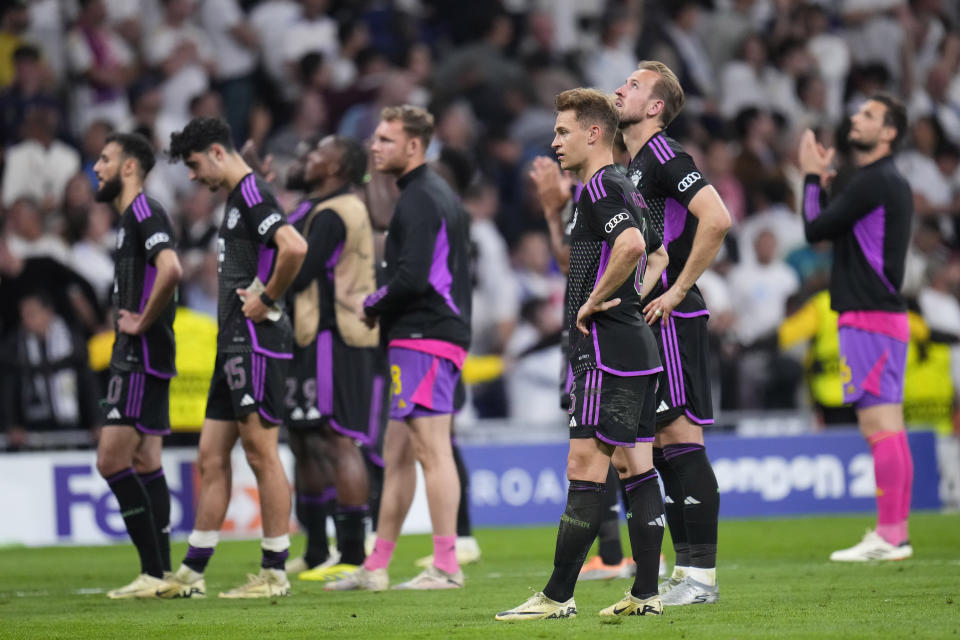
[259,291,275,307]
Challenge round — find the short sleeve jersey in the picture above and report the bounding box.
[628,132,710,312]
[217,172,293,356]
[566,165,662,377]
[111,193,177,377]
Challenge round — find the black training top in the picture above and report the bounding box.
[217,172,293,357]
[110,193,177,377]
[627,132,710,313]
[566,164,663,377]
[363,164,472,349]
[801,155,913,313]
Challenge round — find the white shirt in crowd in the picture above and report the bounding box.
[1,139,80,208]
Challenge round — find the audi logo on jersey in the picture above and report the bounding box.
[605,212,629,233]
[677,171,701,192]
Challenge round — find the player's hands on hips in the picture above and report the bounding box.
[529,156,572,221]
[237,288,269,322]
[577,296,621,335]
[117,309,144,335]
[354,296,376,328]
[643,286,684,325]
[798,128,836,184]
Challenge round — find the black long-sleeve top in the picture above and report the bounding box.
[801,155,913,313]
[363,164,472,349]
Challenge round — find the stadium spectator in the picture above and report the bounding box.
[0,44,58,148]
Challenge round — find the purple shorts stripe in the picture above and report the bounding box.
[106,467,136,484]
[135,422,170,436]
[669,319,686,405]
[316,330,333,415]
[636,436,655,442]
[660,321,678,406]
[328,417,371,445]
[594,430,634,447]
[671,309,709,319]
[245,319,293,359]
[367,374,384,446]
[259,406,281,424]
[581,370,592,424]
[592,370,602,425]
[684,410,714,425]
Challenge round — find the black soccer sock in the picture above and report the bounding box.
[654,446,689,566]
[334,506,368,565]
[623,469,666,599]
[452,443,472,538]
[296,492,330,567]
[106,468,163,578]
[543,480,606,603]
[664,443,719,570]
[366,458,384,531]
[139,468,171,572]
[261,547,289,571]
[597,465,623,565]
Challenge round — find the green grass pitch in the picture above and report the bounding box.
[2,513,958,639]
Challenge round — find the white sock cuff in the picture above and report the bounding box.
[188,530,219,548]
[262,534,290,552]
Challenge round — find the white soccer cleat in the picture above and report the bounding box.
[414,536,482,568]
[660,576,718,606]
[285,556,310,574]
[393,565,464,590]
[599,591,664,617]
[658,566,685,595]
[324,566,389,592]
[829,529,913,562]
[218,569,291,599]
[106,573,166,599]
[495,592,577,621]
[155,566,206,599]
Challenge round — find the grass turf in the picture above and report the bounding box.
[1,512,958,639]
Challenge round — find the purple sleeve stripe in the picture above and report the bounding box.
[287,201,312,225]
[364,285,389,309]
[247,175,263,204]
[656,135,676,159]
[649,138,667,164]
[596,169,607,197]
[585,175,598,203]
[804,182,821,222]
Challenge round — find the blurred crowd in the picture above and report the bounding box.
[3,0,960,444]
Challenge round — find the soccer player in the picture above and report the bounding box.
[94,132,182,599]
[798,94,915,561]
[326,105,472,591]
[614,61,732,605]
[157,117,307,599]
[282,135,384,581]
[497,88,666,621]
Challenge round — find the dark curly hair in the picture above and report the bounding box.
[168,117,234,162]
[105,131,156,177]
[331,136,368,187]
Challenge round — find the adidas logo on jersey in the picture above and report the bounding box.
[664,496,675,504]
[290,407,304,420]
[657,401,669,413]
[569,416,577,428]
[684,496,701,505]
[107,408,121,420]
[240,394,255,407]
[647,515,666,527]
[306,407,320,420]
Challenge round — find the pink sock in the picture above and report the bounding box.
[432,535,458,575]
[896,430,913,537]
[363,537,396,571]
[868,431,910,545]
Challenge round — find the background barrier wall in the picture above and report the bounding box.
[0,430,940,546]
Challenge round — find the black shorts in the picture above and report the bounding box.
[655,313,714,428]
[205,350,288,426]
[568,369,657,446]
[285,330,389,448]
[102,367,171,435]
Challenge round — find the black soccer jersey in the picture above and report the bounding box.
[217,172,293,356]
[627,132,710,312]
[110,193,177,377]
[801,156,913,313]
[566,165,662,377]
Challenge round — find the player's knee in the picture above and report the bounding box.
[196,449,230,480]
[96,451,122,478]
